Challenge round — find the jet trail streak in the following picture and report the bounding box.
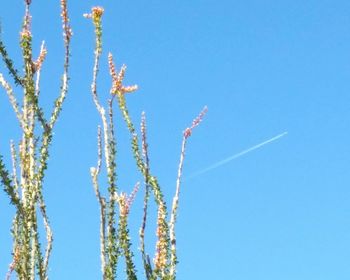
[187,131,288,180]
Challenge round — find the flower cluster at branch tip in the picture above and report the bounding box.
[34,45,47,71]
[126,182,140,209]
[92,6,104,20]
[108,53,138,95]
[83,6,104,20]
[118,182,140,217]
[183,106,208,138]
[61,0,73,40]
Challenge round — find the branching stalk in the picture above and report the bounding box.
[0,1,72,279]
[85,5,207,280]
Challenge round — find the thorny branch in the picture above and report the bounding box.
[86,5,207,280]
[0,1,72,279]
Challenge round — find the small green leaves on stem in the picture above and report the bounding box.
[0,156,23,213]
[0,39,23,86]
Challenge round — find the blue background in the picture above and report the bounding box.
[1,0,350,279]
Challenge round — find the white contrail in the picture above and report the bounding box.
[186,131,288,180]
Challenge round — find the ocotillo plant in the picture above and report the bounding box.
[85,7,207,280]
[0,0,72,279]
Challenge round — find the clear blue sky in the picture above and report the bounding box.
[1,0,350,279]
